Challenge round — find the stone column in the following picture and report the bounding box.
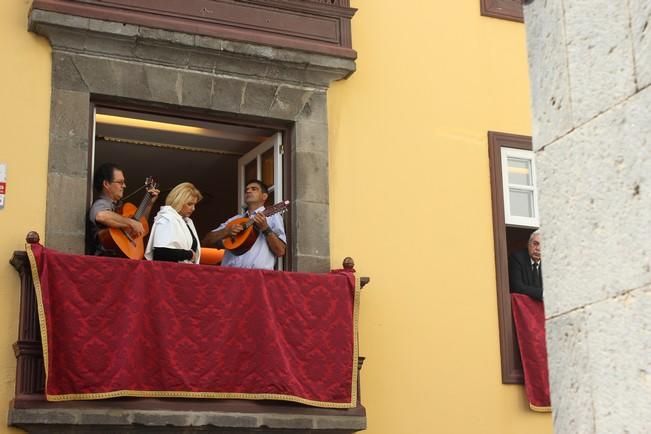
[523,0,651,432]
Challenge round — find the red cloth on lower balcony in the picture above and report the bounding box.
[510,294,551,412]
[26,243,359,408]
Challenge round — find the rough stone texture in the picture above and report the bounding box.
[44,173,87,252]
[545,309,595,434]
[628,0,651,88]
[295,200,330,259]
[52,52,88,92]
[294,255,332,274]
[295,120,329,154]
[563,0,637,126]
[210,76,247,114]
[49,90,90,179]
[28,8,355,266]
[9,408,364,433]
[525,1,651,432]
[522,0,574,149]
[537,86,651,318]
[585,288,651,433]
[295,151,329,204]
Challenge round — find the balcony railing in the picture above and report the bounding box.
[9,231,369,433]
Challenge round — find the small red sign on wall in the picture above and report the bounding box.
[0,182,6,195]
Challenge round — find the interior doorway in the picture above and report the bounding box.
[90,106,282,242]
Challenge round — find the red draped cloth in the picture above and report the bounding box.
[26,243,359,408]
[510,294,551,412]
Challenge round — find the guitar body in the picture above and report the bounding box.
[222,217,258,256]
[98,202,150,260]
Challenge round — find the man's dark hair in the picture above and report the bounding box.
[245,179,269,194]
[93,163,122,193]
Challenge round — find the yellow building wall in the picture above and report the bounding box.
[0,1,51,432]
[0,1,551,434]
[328,1,552,433]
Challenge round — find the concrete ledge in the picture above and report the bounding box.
[9,407,366,433]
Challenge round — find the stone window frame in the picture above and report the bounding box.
[480,0,524,23]
[88,98,297,270]
[488,131,533,384]
[30,8,356,273]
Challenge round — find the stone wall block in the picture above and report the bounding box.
[135,41,191,67]
[144,66,183,105]
[261,415,314,429]
[187,50,218,73]
[88,19,138,37]
[33,10,89,31]
[629,0,651,88]
[294,120,328,154]
[82,33,136,59]
[269,86,311,120]
[546,309,595,434]
[109,60,152,100]
[52,52,88,92]
[72,56,119,96]
[139,28,194,46]
[181,71,213,109]
[50,89,90,141]
[45,173,87,237]
[538,86,651,317]
[315,415,367,430]
[295,200,329,259]
[241,82,277,117]
[48,137,88,178]
[523,0,574,149]
[41,26,89,52]
[564,0,636,125]
[294,254,331,273]
[299,91,327,123]
[49,89,90,153]
[585,289,651,433]
[295,151,329,204]
[265,63,309,86]
[211,76,247,114]
[212,55,271,80]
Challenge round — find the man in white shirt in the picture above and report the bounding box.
[203,180,286,270]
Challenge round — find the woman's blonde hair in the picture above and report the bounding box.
[165,182,203,213]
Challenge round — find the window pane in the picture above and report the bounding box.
[261,148,274,188]
[507,157,532,186]
[245,159,257,183]
[509,188,534,218]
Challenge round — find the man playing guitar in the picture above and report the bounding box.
[202,180,286,270]
[86,163,160,256]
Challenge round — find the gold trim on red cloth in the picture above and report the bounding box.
[26,244,360,408]
[530,403,552,412]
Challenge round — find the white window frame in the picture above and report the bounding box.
[237,132,283,211]
[501,147,539,228]
[237,132,284,269]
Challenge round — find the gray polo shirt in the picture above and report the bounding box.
[87,196,117,255]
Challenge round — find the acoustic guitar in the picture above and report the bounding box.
[222,200,290,256]
[98,177,158,260]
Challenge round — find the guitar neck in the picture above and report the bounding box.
[133,192,153,220]
[243,201,290,228]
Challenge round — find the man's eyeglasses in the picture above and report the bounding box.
[111,180,126,186]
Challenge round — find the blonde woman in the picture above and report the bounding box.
[145,182,202,264]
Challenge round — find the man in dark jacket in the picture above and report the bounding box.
[508,230,543,301]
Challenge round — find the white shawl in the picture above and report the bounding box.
[145,205,201,264]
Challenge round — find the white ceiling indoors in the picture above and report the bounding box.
[93,107,277,234]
